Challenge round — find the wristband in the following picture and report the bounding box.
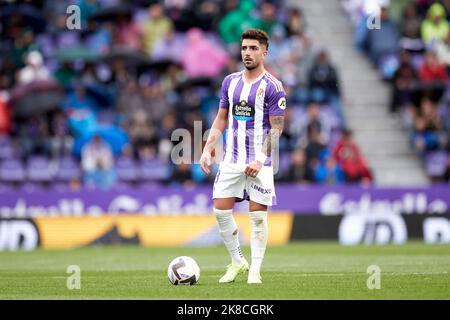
[255,152,267,164]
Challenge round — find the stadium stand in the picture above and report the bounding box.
[342,0,450,184]
[0,0,373,191]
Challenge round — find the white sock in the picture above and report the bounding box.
[214,208,244,265]
[249,211,268,274]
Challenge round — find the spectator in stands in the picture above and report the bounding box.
[50,110,73,159]
[305,127,327,179]
[192,1,221,32]
[399,2,424,52]
[282,148,313,183]
[0,0,352,189]
[421,2,449,46]
[115,80,147,126]
[421,97,443,131]
[363,5,400,65]
[434,31,450,70]
[171,163,193,186]
[0,75,11,135]
[414,97,446,151]
[418,50,448,102]
[85,22,113,55]
[81,134,117,190]
[332,128,373,184]
[308,50,340,103]
[17,114,51,160]
[17,51,51,84]
[390,53,418,113]
[63,82,100,113]
[419,50,449,82]
[284,8,306,37]
[314,153,345,185]
[302,102,331,145]
[180,28,229,78]
[402,2,422,40]
[126,109,157,159]
[144,84,174,123]
[10,29,36,70]
[412,116,441,154]
[152,28,185,63]
[54,62,76,87]
[218,0,261,54]
[78,0,101,28]
[141,2,174,56]
[114,14,142,51]
[259,2,278,36]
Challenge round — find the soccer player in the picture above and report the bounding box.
[200,29,286,284]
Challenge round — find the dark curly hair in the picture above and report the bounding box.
[241,29,270,50]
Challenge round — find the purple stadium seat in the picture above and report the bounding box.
[56,156,82,181]
[111,181,133,191]
[0,182,14,192]
[139,158,170,181]
[27,156,54,182]
[0,159,25,182]
[0,135,13,159]
[321,106,341,129]
[425,151,449,177]
[115,156,138,182]
[22,181,46,192]
[52,182,71,192]
[138,181,160,189]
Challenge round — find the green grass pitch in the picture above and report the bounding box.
[0,242,449,299]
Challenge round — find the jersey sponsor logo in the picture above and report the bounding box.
[278,97,286,110]
[233,100,255,121]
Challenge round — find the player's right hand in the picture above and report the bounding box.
[199,151,212,175]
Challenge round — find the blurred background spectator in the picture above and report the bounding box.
[0,0,369,191]
[343,0,450,185]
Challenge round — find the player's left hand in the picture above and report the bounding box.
[245,160,263,178]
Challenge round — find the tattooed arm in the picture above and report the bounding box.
[260,115,285,160]
[245,115,285,178]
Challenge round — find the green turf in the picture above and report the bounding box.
[0,242,449,299]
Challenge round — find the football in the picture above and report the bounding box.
[167,256,201,285]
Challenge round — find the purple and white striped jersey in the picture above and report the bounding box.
[219,70,287,167]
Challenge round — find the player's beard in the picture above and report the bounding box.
[244,60,259,70]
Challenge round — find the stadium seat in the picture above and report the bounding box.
[0,158,26,183]
[425,151,448,177]
[139,158,171,182]
[0,135,14,160]
[115,156,139,182]
[56,156,82,182]
[27,156,54,182]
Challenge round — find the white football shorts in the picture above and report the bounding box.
[212,161,276,206]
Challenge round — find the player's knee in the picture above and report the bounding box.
[250,211,267,230]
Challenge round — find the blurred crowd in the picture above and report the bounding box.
[343,0,450,183]
[0,0,372,191]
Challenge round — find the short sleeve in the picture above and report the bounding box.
[267,86,287,116]
[219,76,230,109]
